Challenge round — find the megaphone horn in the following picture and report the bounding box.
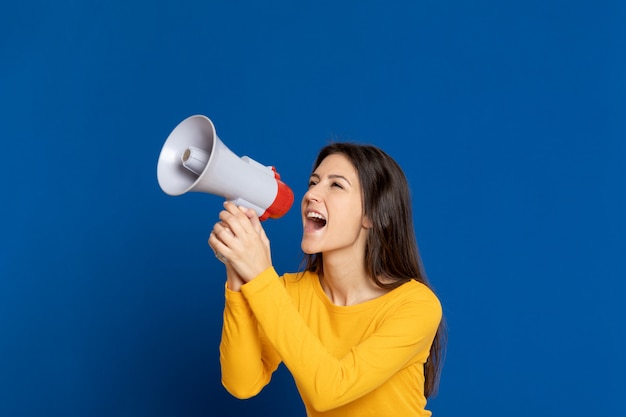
[157,115,294,220]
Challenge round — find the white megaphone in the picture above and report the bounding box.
[157,115,294,220]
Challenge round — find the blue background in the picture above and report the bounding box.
[1,1,624,416]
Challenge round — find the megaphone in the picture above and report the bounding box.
[157,115,294,220]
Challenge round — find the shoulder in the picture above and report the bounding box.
[277,271,320,301]
[385,280,442,321]
[398,280,441,304]
[280,270,317,286]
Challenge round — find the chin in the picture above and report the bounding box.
[300,241,318,255]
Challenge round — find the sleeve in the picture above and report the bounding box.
[219,283,282,399]
[241,267,442,412]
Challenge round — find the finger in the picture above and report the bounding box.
[214,252,228,263]
[208,230,224,252]
[212,221,236,245]
[245,208,265,236]
[219,205,251,237]
[236,207,270,253]
[239,205,256,219]
[209,230,231,263]
[223,201,245,218]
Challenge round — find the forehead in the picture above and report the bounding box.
[313,153,358,178]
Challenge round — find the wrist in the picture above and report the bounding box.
[226,279,242,292]
[225,265,244,291]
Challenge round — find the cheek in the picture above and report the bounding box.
[300,197,308,220]
[335,205,365,235]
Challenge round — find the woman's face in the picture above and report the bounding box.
[301,153,371,256]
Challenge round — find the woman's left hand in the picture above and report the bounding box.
[208,201,272,283]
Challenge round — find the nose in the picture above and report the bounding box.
[303,186,321,203]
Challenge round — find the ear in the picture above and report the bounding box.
[362,215,373,229]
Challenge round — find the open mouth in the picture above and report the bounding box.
[305,211,327,230]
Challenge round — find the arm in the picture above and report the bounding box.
[208,209,280,398]
[241,268,442,412]
[219,283,282,398]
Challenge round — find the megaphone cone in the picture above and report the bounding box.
[157,115,294,220]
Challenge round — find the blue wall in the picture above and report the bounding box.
[1,1,624,416]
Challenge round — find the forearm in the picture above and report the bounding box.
[219,286,280,398]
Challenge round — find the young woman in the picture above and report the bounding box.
[208,142,446,416]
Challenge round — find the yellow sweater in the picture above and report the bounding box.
[220,267,442,417]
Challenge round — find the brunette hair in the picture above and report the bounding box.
[303,142,447,398]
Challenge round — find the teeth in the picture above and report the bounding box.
[307,212,325,221]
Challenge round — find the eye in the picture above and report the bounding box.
[308,179,318,188]
[331,181,344,189]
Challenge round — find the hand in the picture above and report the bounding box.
[208,202,272,283]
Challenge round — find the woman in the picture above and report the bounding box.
[209,142,446,416]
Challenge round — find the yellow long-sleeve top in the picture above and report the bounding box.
[220,267,442,417]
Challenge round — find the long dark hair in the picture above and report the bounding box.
[303,142,447,398]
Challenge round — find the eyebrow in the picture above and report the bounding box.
[309,173,352,186]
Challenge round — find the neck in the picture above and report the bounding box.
[320,255,387,306]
